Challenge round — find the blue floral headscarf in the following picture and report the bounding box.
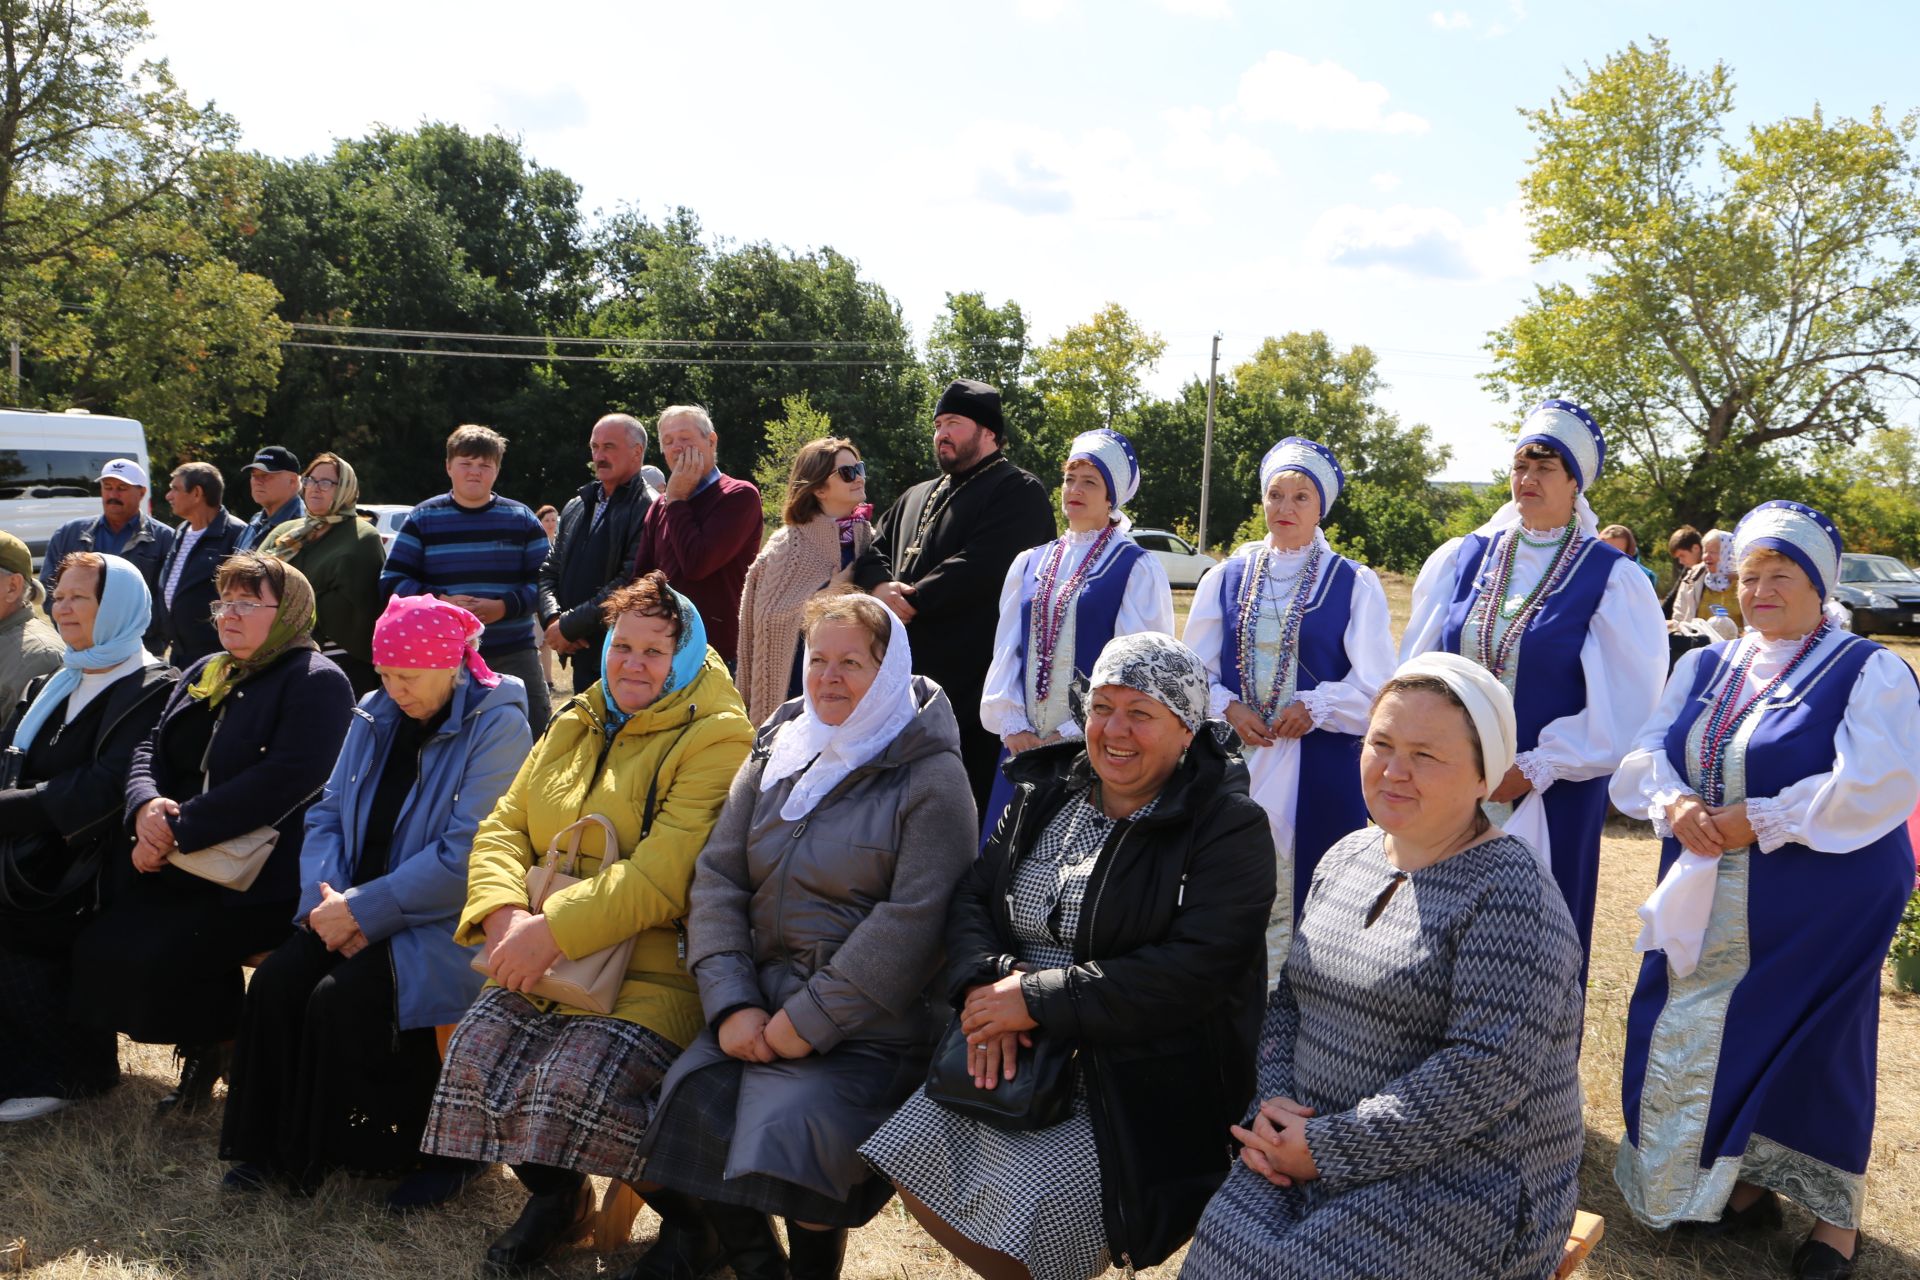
[598,582,708,732]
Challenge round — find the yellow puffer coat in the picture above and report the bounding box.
[458,650,753,1048]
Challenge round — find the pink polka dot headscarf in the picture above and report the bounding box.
[372,595,500,687]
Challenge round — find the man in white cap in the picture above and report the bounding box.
[38,458,173,646]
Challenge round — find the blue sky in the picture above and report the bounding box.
[144,0,1920,479]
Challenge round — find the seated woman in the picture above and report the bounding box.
[1611,502,1919,1280]
[629,592,975,1280]
[735,436,873,726]
[421,570,753,1274]
[1181,653,1586,1280]
[218,595,532,1201]
[263,451,387,695]
[864,633,1276,1280]
[0,555,174,1122]
[69,552,355,1117]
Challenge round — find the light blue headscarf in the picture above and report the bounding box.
[598,583,709,732]
[13,556,153,752]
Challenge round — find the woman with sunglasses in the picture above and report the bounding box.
[735,438,874,726]
[262,452,387,695]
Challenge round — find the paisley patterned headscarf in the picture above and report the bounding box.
[187,555,319,707]
[1082,632,1211,731]
[264,452,361,559]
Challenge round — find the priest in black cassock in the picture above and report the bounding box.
[854,378,1056,813]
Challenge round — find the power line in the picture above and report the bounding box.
[281,341,909,367]
[285,321,1021,351]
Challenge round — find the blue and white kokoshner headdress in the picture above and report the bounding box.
[1733,500,1844,599]
[1258,437,1344,514]
[1067,428,1140,510]
[1516,398,1606,490]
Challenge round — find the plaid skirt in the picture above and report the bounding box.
[421,988,679,1180]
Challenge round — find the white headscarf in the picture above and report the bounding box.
[761,603,917,821]
[1390,652,1517,795]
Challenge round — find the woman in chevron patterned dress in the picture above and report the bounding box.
[1182,653,1584,1280]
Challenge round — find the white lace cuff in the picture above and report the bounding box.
[1052,722,1084,743]
[1514,749,1558,795]
[999,713,1035,742]
[1647,786,1693,839]
[1296,688,1335,731]
[1209,685,1237,718]
[1744,796,1795,853]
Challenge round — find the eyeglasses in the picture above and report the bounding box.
[302,476,339,491]
[832,462,865,483]
[210,599,274,621]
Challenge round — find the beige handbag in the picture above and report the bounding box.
[473,813,636,1015]
[168,711,321,892]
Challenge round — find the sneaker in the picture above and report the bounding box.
[0,1096,70,1122]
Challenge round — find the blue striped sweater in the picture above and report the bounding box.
[380,493,550,656]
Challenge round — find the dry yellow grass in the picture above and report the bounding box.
[4,575,1916,1277]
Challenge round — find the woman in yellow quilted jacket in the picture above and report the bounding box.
[421,570,752,1273]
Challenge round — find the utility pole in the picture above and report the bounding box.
[8,332,18,396]
[1197,332,1220,554]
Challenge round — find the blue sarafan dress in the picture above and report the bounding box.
[1609,628,1920,1229]
[1402,512,1665,968]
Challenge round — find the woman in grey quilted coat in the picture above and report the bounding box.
[1183,653,1586,1280]
[624,592,975,1280]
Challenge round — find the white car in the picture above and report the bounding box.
[1130,527,1216,589]
[359,503,414,556]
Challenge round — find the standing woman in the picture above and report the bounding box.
[1401,399,1666,965]
[264,452,387,695]
[1611,502,1919,1280]
[70,553,354,1116]
[0,556,174,1122]
[1183,437,1394,971]
[734,437,872,726]
[978,428,1173,837]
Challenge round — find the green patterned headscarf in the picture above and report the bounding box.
[187,556,319,707]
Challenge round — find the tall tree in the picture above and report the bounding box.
[1029,302,1165,467]
[925,290,1041,441]
[1488,39,1920,529]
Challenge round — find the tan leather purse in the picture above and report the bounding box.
[473,813,635,1015]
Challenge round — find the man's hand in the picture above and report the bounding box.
[444,594,507,625]
[543,619,584,655]
[664,437,716,502]
[873,581,917,623]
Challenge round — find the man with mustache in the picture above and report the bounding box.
[39,458,172,649]
[536,412,654,693]
[854,380,1055,814]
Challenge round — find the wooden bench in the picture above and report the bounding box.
[1556,1211,1604,1278]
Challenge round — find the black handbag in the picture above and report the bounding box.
[924,1014,1077,1131]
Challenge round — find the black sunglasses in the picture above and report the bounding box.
[832,462,865,483]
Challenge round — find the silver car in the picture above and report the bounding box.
[1130,527,1217,589]
[358,503,414,557]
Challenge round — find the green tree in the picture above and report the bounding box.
[1030,302,1166,467]
[925,290,1042,441]
[752,391,834,527]
[1489,39,1920,531]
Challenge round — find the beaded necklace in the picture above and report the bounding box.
[1469,523,1580,681]
[1234,538,1323,720]
[1697,624,1830,805]
[1029,524,1117,702]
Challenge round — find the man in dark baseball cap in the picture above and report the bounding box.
[237,446,305,552]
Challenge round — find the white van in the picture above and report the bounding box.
[0,408,150,572]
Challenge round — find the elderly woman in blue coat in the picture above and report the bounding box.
[219,595,530,1206]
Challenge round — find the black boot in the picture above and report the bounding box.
[484,1178,592,1273]
[701,1201,788,1280]
[155,1042,231,1118]
[785,1222,846,1280]
[615,1187,724,1280]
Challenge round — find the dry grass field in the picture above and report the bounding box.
[4,574,1917,1278]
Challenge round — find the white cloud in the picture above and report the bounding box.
[1013,0,1077,21]
[1429,9,1472,29]
[1307,199,1532,280]
[1161,106,1276,184]
[958,120,1206,224]
[1236,51,1429,135]
[1369,171,1402,192]
[1155,0,1234,16]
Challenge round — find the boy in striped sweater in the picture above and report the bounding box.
[382,425,553,732]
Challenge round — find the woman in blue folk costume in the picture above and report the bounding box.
[1401,399,1666,969]
[1610,502,1919,1280]
[979,428,1174,838]
[1183,438,1393,973]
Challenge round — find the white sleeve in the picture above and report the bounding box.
[1516,556,1669,789]
[1745,649,1920,854]
[1182,558,1238,718]
[1608,646,1710,831]
[1399,537,1465,662]
[1117,552,1176,638]
[1298,564,1397,735]
[979,549,1034,738]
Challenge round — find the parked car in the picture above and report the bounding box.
[1131,527,1216,589]
[1832,553,1920,637]
[359,503,413,557]
[0,408,149,573]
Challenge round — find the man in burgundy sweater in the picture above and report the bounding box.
[629,404,763,667]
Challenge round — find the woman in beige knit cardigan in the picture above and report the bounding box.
[736,437,873,725]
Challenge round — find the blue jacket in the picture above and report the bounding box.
[41,513,174,650]
[296,670,531,1030]
[155,507,248,669]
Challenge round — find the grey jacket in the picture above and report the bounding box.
[638,675,977,1200]
[0,606,63,721]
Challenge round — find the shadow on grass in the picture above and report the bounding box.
[1576,1126,1920,1280]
